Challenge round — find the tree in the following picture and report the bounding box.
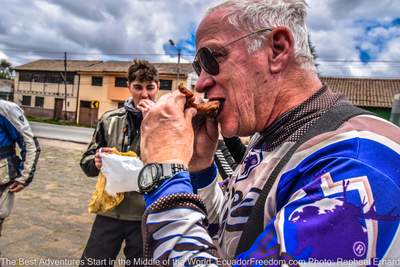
[308,34,320,75]
[0,59,13,79]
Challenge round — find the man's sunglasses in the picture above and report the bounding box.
[192,28,272,76]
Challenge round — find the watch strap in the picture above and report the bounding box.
[160,163,187,180]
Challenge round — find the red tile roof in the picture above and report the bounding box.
[322,77,400,108]
[14,59,193,75]
[78,61,193,75]
[14,59,102,72]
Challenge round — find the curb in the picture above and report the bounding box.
[36,136,90,145]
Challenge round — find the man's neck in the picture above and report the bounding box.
[262,68,322,131]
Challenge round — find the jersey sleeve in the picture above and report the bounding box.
[5,104,40,185]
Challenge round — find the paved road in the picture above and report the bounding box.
[31,122,94,144]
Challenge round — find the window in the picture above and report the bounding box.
[80,101,91,108]
[32,73,43,83]
[22,95,31,106]
[46,72,62,83]
[52,72,74,84]
[115,77,128,87]
[159,79,173,90]
[35,96,44,108]
[60,73,74,84]
[18,71,74,84]
[19,72,33,82]
[91,76,103,86]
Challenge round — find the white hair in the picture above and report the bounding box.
[207,0,317,73]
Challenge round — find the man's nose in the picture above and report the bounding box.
[195,72,215,93]
[140,90,149,98]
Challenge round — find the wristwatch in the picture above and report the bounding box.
[138,163,188,194]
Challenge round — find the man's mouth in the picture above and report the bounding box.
[208,98,225,117]
[177,84,226,118]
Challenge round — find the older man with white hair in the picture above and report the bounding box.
[138,0,400,265]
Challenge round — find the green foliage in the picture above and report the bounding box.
[26,116,92,127]
[363,107,391,120]
[0,59,13,79]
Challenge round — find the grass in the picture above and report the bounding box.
[26,116,86,127]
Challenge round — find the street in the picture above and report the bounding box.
[30,122,94,144]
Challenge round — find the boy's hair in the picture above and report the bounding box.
[128,59,159,84]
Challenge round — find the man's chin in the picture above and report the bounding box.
[221,123,255,138]
[220,124,238,138]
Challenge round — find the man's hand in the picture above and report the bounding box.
[140,90,197,167]
[9,181,25,193]
[95,147,114,170]
[189,116,219,172]
[137,99,155,117]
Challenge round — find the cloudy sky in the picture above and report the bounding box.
[0,0,399,78]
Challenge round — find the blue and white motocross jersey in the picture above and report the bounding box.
[232,114,400,265]
[142,113,400,266]
[0,99,40,185]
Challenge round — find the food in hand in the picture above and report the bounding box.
[178,84,221,117]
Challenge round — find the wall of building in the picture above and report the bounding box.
[14,72,79,120]
[13,69,194,124]
[78,73,190,122]
[78,74,117,119]
[0,80,13,101]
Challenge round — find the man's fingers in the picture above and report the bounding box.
[137,100,155,115]
[139,99,155,107]
[97,147,113,154]
[184,107,197,124]
[149,91,188,117]
[9,182,24,193]
[172,89,189,109]
[137,100,154,111]
[205,117,219,139]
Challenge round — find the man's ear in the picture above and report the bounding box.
[268,27,294,74]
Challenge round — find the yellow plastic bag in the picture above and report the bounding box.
[88,149,137,214]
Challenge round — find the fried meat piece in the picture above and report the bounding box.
[178,84,220,117]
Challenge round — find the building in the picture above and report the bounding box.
[322,77,400,120]
[13,59,195,126]
[14,59,399,126]
[13,60,102,121]
[77,61,193,126]
[0,78,14,101]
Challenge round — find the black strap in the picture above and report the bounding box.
[0,145,15,160]
[235,104,373,255]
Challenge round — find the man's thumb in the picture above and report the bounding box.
[184,107,197,123]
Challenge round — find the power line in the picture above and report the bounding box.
[2,47,400,63]
[316,59,400,63]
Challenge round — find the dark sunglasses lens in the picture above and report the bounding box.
[192,61,202,76]
[198,48,219,75]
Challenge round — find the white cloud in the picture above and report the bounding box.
[368,27,400,39]
[0,0,398,78]
[0,51,8,60]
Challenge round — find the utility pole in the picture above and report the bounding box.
[177,48,181,86]
[64,51,68,120]
[169,39,181,88]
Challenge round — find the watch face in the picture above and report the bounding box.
[139,163,161,193]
